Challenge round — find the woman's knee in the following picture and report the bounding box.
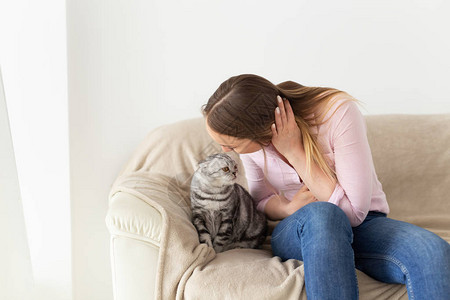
[411,229,450,266]
[298,202,353,241]
[394,227,450,296]
[380,220,450,274]
[300,201,350,225]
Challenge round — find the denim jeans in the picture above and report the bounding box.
[270,201,450,300]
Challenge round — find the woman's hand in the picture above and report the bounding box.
[286,185,318,216]
[271,95,304,161]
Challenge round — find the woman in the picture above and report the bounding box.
[201,74,450,299]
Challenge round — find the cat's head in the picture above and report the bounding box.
[196,153,238,187]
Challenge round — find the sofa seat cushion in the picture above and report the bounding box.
[184,248,408,299]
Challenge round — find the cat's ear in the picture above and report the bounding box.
[197,153,216,166]
[197,157,209,167]
[197,159,210,171]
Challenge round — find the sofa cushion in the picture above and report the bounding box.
[184,248,408,300]
[365,113,450,241]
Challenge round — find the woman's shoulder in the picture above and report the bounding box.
[317,92,363,127]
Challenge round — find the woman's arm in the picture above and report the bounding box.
[264,185,318,221]
[240,152,319,221]
[325,100,373,226]
[287,99,373,227]
[239,154,277,213]
[286,149,336,202]
[271,95,336,205]
[264,194,291,221]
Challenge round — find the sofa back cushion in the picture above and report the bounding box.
[365,113,450,239]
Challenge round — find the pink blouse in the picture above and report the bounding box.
[238,95,390,227]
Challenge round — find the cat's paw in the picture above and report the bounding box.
[205,240,213,248]
[221,244,244,252]
[213,245,224,253]
[199,237,213,248]
[229,246,245,251]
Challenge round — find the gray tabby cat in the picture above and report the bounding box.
[190,153,268,253]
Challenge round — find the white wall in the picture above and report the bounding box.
[2,0,448,299]
[0,0,71,299]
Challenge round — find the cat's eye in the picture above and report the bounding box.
[222,167,230,172]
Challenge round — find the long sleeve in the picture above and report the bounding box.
[239,154,276,213]
[327,100,373,227]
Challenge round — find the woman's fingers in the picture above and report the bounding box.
[274,95,288,134]
[283,97,294,122]
[271,122,277,137]
[274,106,282,134]
[277,95,288,126]
[274,99,283,133]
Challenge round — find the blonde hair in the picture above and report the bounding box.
[201,74,363,201]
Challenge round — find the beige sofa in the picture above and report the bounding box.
[106,113,450,300]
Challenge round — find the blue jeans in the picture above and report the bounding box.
[270,201,450,300]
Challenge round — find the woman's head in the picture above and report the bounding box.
[201,73,359,183]
[204,122,262,154]
[202,74,280,154]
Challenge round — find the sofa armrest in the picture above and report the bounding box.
[106,191,163,300]
[106,191,163,245]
